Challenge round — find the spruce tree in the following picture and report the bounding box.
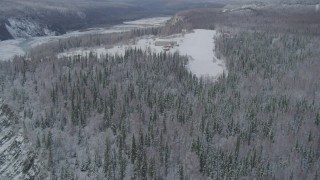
[131,134,137,164]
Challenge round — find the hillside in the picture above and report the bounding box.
[0,98,39,179]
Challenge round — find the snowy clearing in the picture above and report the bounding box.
[0,39,25,61]
[60,29,226,78]
[123,17,171,26]
[179,30,226,78]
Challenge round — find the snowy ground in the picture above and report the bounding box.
[0,17,170,61]
[179,30,225,77]
[123,17,171,26]
[59,29,226,78]
[0,39,25,61]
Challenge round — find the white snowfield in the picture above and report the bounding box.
[0,17,170,61]
[60,29,226,78]
[123,17,171,26]
[0,39,25,61]
[179,29,225,78]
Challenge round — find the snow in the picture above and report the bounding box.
[27,16,169,48]
[178,29,225,77]
[62,17,170,38]
[0,138,15,155]
[60,29,226,78]
[0,16,170,61]
[123,17,171,26]
[0,99,38,179]
[0,16,226,78]
[316,4,319,12]
[15,135,24,143]
[241,4,258,9]
[0,39,25,61]
[5,18,55,39]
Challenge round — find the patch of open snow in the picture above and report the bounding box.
[178,29,225,77]
[15,135,24,143]
[60,29,227,78]
[0,39,25,61]
[124,17,171,26]
[241,4,258,9]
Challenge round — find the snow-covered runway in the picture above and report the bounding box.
[178,29,225,77]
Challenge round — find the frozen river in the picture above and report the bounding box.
[0,17,171,61]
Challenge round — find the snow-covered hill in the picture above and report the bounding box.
[5,18,55,39]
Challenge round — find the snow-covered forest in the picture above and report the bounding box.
[0,3,320,180]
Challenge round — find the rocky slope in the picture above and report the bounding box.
[0,98,38,180]
[5,17,56,39]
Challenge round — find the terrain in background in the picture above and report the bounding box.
[0,17,171,61]
[0,0,223,41]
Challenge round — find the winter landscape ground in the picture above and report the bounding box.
[0,0,320,180]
